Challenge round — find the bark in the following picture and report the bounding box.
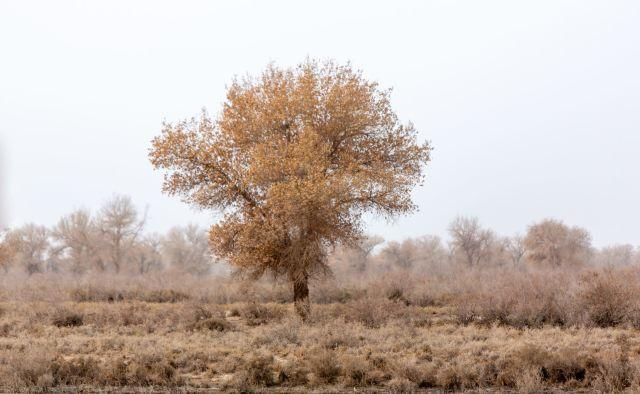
[293,275,310,321]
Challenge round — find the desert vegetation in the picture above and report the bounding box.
[1,206,640,391]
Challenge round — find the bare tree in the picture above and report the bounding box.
[161,224,213,275]
[6,224,50,275]
[132,234,163,275]
[97,195,145,273]
[331,235,384,273]
[51,209,101,274]
[523,219,592,267]
[504,235,526,266]
[448,216,495,266]
[381,239,418,270]
[0,228,13,273]
[593,244,635,267]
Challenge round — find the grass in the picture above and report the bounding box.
[1,267,640,392]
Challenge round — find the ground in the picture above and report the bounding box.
[0,287,638,393]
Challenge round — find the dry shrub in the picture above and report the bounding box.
[454,270,570,328]
[192,317,231,332]
[577,270,640,328]
[129,359,179,386]
[240,302,285,326]
[141,289,190,303]
[344,298,399,328]
[254,317,301,346]
[6,347,55,387]
[188,305,231,332]
[387,378,417,393]
[592,350,634,392]
[229,353,276,389]
[386,286,411,306]
[51,308,84,327]
[340,354,369,387]
[51,357,99,385]
[70,286,124,302]
[394,360,436,389]
[312,280,365,304]
[70,287,189,303]
[276,358,310,386]
[308,349,341,385]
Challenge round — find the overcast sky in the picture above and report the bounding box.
[1,1,639,246]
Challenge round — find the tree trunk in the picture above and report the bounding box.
[293,275,310,321]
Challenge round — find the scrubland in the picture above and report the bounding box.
[1,266,640,393]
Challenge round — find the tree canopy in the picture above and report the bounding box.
[149,60,431,318]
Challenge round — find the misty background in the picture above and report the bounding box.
[0,1,639,247]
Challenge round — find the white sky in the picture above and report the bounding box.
[0,1,639,246]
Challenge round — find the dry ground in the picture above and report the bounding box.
[0,270,639,392]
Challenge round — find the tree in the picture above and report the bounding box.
[381,239,418,270]
[149,60,431,320]
[593,244,635,266]
[0,228,13,273]
[51,209,101,274]
[97,195,145,273]
[523,219,592,267]
[448,216,495,266]
[132,234,163,275]
[6,224,50,275]
[161,225,213,275]
[504,235,526,266]
[331,235,384,274]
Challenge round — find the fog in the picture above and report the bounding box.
[1,1,639,246]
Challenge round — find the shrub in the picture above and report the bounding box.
[188,306,232,332]
[578,270,636,327]
[345,298,398,328]
[308,349,341,385]
[51,309,84,327]
[241,303,285,326]
[51,357,99,385]
[230,354,275,389]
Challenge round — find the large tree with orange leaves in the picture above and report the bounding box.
[149,60,431,319]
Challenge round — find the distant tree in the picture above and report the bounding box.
[161,225,213,275]
[381,239,418,270]
[593,244,635,267]
[6,224,50,275]
[0,228,13,273]
[51,209,101,274]
[149,60,431,320]
[412,235,449,270]
[97,195,145,273]
[448,216,495,266]
[329,235,384,274]
[504,235,526,266]
[523,219,592,267]
[132,234,163,275]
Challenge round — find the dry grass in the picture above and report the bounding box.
[1,267,640,392]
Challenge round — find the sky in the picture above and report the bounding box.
[0,1,639,247]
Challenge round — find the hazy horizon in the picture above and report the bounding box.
[1,1,639,246]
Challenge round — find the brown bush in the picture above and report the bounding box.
[51,308,84,327]
[229,354,276,389]
[241,302,285,326]
[308,349,341,385]
[578,270,638,327]
[51,357,99,385]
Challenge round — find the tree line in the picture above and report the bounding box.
[1,201,634,278]
[330,216,638,275]
[0,195,218,276]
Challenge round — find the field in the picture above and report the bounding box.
[1,267,640,393]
